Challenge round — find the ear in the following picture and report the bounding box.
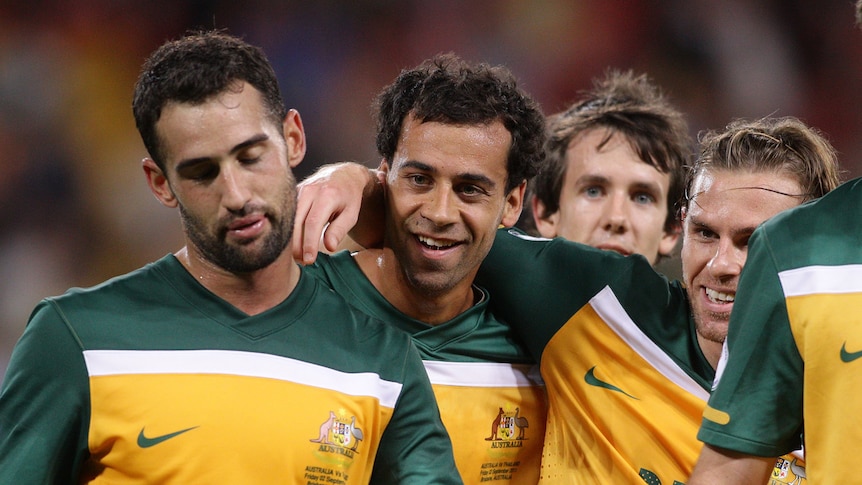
[658,223,681,258]
[143,158,178,208]
[377,159,390,174]
[500,180,526,227]
[531,194,559,238]
[658,206,686,259]
[378,159,391,190]
[283,109,306,169]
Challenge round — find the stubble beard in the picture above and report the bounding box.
[179,199,295,274]
[388,218,467,298]
[693,307,730,344]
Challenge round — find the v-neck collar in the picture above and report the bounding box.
[154,255,316,340]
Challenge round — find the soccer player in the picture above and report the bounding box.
[688,145,858,485]
[0,30,461,484]
[475,116,838,483]
[293,116,840,484]
[293,54,548,483]
[687,6,862,483]
[525,70,690,265]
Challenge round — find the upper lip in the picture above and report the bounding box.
[416,234,460,248]
[227,214,264,231]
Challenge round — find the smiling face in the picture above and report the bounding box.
[533,128,678,264]
[143,82,305,274]
[681,168,803,359]
[382,115,523,297]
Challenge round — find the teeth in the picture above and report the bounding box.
[418,235,455,249]
[706,288,735,303]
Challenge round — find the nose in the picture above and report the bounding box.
[707,240,745,279]
[220,164,251,211]
[602,193,630,234]
[420,186,459,226]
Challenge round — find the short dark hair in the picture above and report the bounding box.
[132,30,287,169]
[373,53,546,193]
[528,70,691,234]
[687,117,842,209]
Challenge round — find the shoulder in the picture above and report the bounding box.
[297,272,413,348]
[756,177,862,269]
[43,256,174,315]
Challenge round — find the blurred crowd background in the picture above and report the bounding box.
[2,0,862,381]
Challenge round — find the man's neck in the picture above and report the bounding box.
[697,332,723,370]
[175,247,300,316]
[354,248,475,326]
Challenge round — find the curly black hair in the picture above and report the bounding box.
[373,53,546,192]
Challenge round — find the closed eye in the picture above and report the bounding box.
[178,162,219,182]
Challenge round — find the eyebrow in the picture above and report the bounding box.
[575,174,610,186]
[401,160,497,188]
[575,174,661,193]
[630,180,662,193]
[175,133,270,171]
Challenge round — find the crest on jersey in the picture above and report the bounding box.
[485,405,528,443]
[310,410,364,455]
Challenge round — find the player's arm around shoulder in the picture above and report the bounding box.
[688,444,775,485]
[293,162,384,265]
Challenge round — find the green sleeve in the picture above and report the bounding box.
[698,228,804,456]
[0,299,91,483]
[477,229,678,358]
[370,341,462,484]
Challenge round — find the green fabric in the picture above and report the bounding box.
[0,255,461,484]
[306,251,533,365]
[700,177,862,463]
[477,228,711,386]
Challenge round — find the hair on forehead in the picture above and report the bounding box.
[687,117,841,209]
[373,52,546,194]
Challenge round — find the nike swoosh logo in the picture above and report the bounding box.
[137,426,198,448]
[840,342,862,363]
[584,366,638,400]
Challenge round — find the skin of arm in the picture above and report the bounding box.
[292,161,386,264]
[687,444,775,485]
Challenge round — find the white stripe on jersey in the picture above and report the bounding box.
[779,264,862,297]
[83,349,403,408]
[422,361,544,388]
[590,286,710,401]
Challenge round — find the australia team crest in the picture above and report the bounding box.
[310,410,364,454]
[485,406,528,443]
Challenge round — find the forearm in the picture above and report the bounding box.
[688,444,774,485]
[349,166,384,249]
[293,161,384,263]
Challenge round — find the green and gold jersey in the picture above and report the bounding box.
[700,177,862,484]
[0,255,461,484]
[478,230,807,485]
[477,230,711,484]
[306,251,547,484]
